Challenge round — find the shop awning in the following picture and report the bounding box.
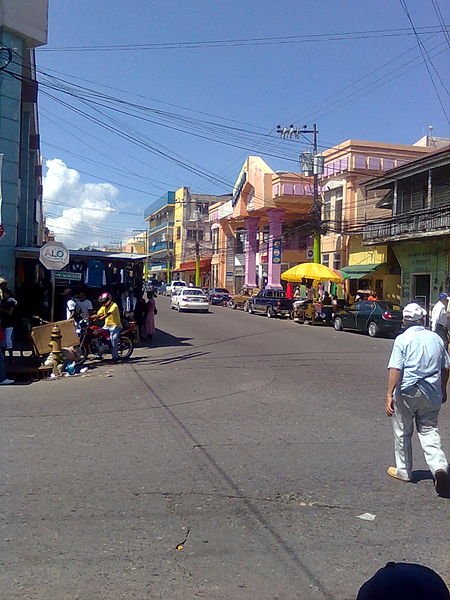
[174,258,211,272]
[340,263,385,280]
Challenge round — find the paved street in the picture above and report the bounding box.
[1,298,449,600]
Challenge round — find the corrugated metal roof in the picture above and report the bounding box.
[15,247,145,261]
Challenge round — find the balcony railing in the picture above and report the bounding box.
[149,241,173,253]
[363,206,450,244]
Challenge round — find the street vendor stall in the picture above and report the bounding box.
[14,247,145,328]
[281,262,343,325]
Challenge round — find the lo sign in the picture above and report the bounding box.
[39,241,70,271]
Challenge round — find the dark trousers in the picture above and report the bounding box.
[435,324,449,350]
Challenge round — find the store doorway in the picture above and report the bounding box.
[411,273,431,322]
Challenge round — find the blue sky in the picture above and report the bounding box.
[37,0,450,247]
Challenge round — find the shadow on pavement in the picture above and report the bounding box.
[130,350,210,367]
[411,470,434,484]
[148,328,193,348]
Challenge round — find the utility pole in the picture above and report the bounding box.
[195,239,201,287]
[276,123,324,263]
[194,204,201,287]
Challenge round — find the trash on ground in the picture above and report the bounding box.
[357,512,376,521]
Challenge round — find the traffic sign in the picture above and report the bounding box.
[39,241,70,271]
[306,248,314,261]
[55,271,82,281]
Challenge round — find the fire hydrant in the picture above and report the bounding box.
[49,324,63,353]
[44,324,64,377]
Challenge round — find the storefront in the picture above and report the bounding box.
[172,258,211,288]
[392,240,450,313]
[14,247,145,322]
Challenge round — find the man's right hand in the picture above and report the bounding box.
[385,394,395,417]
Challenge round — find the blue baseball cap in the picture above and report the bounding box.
[439,292,449,300]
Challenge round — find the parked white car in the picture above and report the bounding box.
[172,288,209,313]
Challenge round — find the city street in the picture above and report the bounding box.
[1,298,449,600]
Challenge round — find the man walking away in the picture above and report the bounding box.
[385,303,449,497]
[431,292,449,350]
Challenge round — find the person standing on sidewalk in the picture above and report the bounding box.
[0,328,14,385]
[385,303,449,497]
[0,288,18,358]
[141,291,157,343]
[431,292,449,350]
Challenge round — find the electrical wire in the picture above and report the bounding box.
[431,0,450,49]
[36,25,448,52]
[399,0,450,124]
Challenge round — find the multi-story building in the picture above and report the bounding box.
[320,139,434,301]
[209,156,315,292]
[0,0,48,283]
[362,145,450,312]
[122,233,146,255]
[144,191,175,282]
[172,186,229,286]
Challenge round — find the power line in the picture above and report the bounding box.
[35,25,448,52]
[399,0,450,124]
[430,0,450,49]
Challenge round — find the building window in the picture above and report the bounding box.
[212,229,219,253]
[187,229,194,239]
[235,229,245,254]
[323,191,332,225]
[333,252,341,270]
[322,253,330,267]
[334,188,343,232]
[323,187,343,232]
[176,227,181,240]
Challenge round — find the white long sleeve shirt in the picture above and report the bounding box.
[431,301,448,331]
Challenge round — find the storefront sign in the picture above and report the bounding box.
[272,239,282,264]
[55,271,82,281]
[39,241,70,271]
[232,171,247,207]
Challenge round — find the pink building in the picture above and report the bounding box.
[209,156,315,292]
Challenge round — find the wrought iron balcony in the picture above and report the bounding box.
[149,241,173,254]
[363,206,450,245]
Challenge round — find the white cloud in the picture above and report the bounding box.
[43,159,118,247]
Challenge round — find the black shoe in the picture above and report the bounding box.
[434,469,449,497]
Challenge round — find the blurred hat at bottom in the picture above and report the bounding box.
[357,562,449,600]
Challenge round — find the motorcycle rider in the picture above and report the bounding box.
[92,292,122,362]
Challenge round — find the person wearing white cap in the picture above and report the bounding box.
[431,292,449,350]
[385,302,449,497]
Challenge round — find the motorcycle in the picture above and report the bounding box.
[76,319,135,364]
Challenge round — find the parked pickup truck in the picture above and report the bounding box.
[229,287,260,311]
[247,288,293,318]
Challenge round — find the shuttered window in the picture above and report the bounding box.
[431,165,449,208]
[397,173,427,214]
